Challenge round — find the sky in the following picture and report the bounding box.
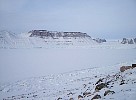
[0,0,136,39]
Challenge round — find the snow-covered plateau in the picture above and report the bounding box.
[0,30,136,100]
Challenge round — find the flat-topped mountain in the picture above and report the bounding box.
[0,30,98,48]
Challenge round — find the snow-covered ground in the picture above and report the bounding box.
[0,43,136,84]
[0,42,136,100]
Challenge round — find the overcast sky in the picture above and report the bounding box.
[0,0,136,39]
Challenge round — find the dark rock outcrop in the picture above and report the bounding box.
[120,64,136,72]
[91,94,101,100]
[93,38,106,43]
[132,64,136,68]
[95,78,104,85]
[78,95,83,99]
[95,83,108,91]
[121,38,136,44]
[134,38,136,43]
[104,90,115,96]
[29,30,91,39]
[120,66,133,72]
[57,97,62,100]
[83,92,91,97]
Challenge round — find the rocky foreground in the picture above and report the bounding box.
[0,63,136,100]
[54,64,136,100]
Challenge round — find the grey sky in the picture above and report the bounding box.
[0,0,136,39]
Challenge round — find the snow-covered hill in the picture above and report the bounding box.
[0,30,17,48]
[0,30,33,48]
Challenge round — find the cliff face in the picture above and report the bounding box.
[29,30,91,39]
[121,38,136,44]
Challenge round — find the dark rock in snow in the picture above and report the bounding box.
[121,38,127,44]
[104,90,115,96]
[134,38,136,43]
[67,92,73,96]
[91,94,101,100]
[120,80,125,85]
[121,38,136,44]
[78,95,83,99]
[57,97,62,100]
[120,66,133,72]
[33,95,37,98]
[128,39,134,44]
[95,83,108,91]
[93,38,106,43]
[69,98,74,100]
[95,78,104,85]
[132,64,136,68]
[83,92,91,97]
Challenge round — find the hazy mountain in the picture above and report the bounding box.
[0,30,98,48]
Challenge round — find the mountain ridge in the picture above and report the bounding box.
[0,30,98,49]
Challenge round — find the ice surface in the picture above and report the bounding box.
[0,45,136,83]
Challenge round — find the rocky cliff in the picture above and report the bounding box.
[121,38,136,44]
[29,30,91,39]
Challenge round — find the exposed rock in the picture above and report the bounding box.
[78,95,83,99]
[69,98,74,100]
[33,95,37,98]
[121,38,136,44]
[91,94,101,100]
[95,78,104,85]
[57,97,62,100]
[128,39,134,44]
[134,38,136,43]
[93,38,106,43]
[29,30,91,39]
[120,66,133,72]
[104,90,115,96]
[121,38,127,44]
[67,92,73,96]
[132,64,136,68]
[120,80,125,85]
[83,92,91,97]
[95,83,108,91]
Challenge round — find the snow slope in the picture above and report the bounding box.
[0,60,136,100]
[0,46,136,100]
